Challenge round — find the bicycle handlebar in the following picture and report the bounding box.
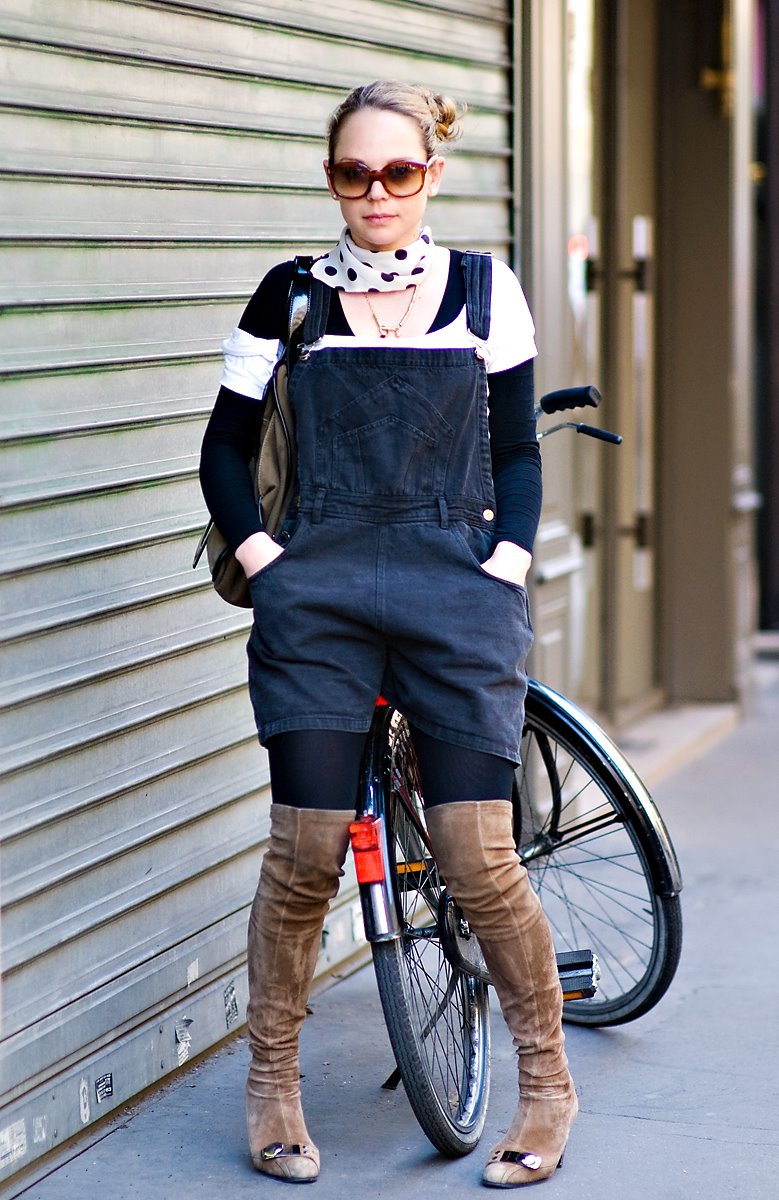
[539,385,603,414]
[535,384,622,445]
[575,423,622,445]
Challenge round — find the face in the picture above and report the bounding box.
[325,107,444,253]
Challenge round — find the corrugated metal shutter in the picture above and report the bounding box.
[0,0,515,1186]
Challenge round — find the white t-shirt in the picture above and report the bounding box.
[220,257,537,401]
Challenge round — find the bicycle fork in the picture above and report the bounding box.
[347,702,403,942]
[349,812,402,941]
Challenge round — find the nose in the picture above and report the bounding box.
[367,178,389,200]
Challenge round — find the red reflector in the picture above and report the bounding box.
[349,816,381,851]
[375,694,390,707]
[349,816,386,883]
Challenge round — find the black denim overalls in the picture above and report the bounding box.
[247,253,534,762]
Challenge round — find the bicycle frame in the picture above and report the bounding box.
[349,695,603,1001]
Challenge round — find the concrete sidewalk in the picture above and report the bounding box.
[13,655,779,1200]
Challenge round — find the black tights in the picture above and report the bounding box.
[266,727,515,810]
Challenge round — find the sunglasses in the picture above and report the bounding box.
[327,158,437,199]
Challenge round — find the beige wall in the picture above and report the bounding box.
[656,0,758,703]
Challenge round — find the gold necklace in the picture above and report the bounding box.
[363,285,419,338]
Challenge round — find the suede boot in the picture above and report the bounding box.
[426,800,577,1189]
[245,803,352,1183]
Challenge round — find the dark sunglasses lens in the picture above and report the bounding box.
[330,164,372,196]
[383,163,426,196]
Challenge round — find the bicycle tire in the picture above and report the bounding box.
[518,681,683,1026]
[368,709,491,1157]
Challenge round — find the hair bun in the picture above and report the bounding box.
[428,92,465,145]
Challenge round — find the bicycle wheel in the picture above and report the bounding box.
[517,681,683,1026]
[368,709,491,1157]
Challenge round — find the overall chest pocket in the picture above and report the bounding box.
[318,374,454,496]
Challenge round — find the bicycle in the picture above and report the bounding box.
[346,385,684,1156]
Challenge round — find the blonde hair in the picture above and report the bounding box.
[327,80,465,162]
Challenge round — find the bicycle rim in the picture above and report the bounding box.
[517,702,682,1026]
[371,712,490,1156]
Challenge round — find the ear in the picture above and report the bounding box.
[323,158,337,199]
[426,157,445,198]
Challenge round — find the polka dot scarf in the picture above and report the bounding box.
[310,225,434,292]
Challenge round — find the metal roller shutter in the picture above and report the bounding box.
[0,0,516,1187]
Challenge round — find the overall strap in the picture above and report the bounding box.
[462,250,492,341]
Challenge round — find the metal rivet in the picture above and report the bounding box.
[520,1154,543,1170]
[482,508,495,522]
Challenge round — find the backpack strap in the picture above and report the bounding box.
[301,274,332,345]
[462,250,492,342]
[285,255,314,357]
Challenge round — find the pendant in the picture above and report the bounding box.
[364,285,417,339]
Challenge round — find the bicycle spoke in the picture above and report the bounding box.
[511,696,684,1024]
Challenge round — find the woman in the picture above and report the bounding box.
[199,80,577,1189]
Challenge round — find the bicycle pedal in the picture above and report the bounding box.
[440,894,600,999]
[557,949,600,999]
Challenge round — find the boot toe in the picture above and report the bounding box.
[253,1141,320,1183]
[482,1148,562,1188]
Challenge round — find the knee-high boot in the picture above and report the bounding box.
[425,800,577,1189]
[245,803,353,1183]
